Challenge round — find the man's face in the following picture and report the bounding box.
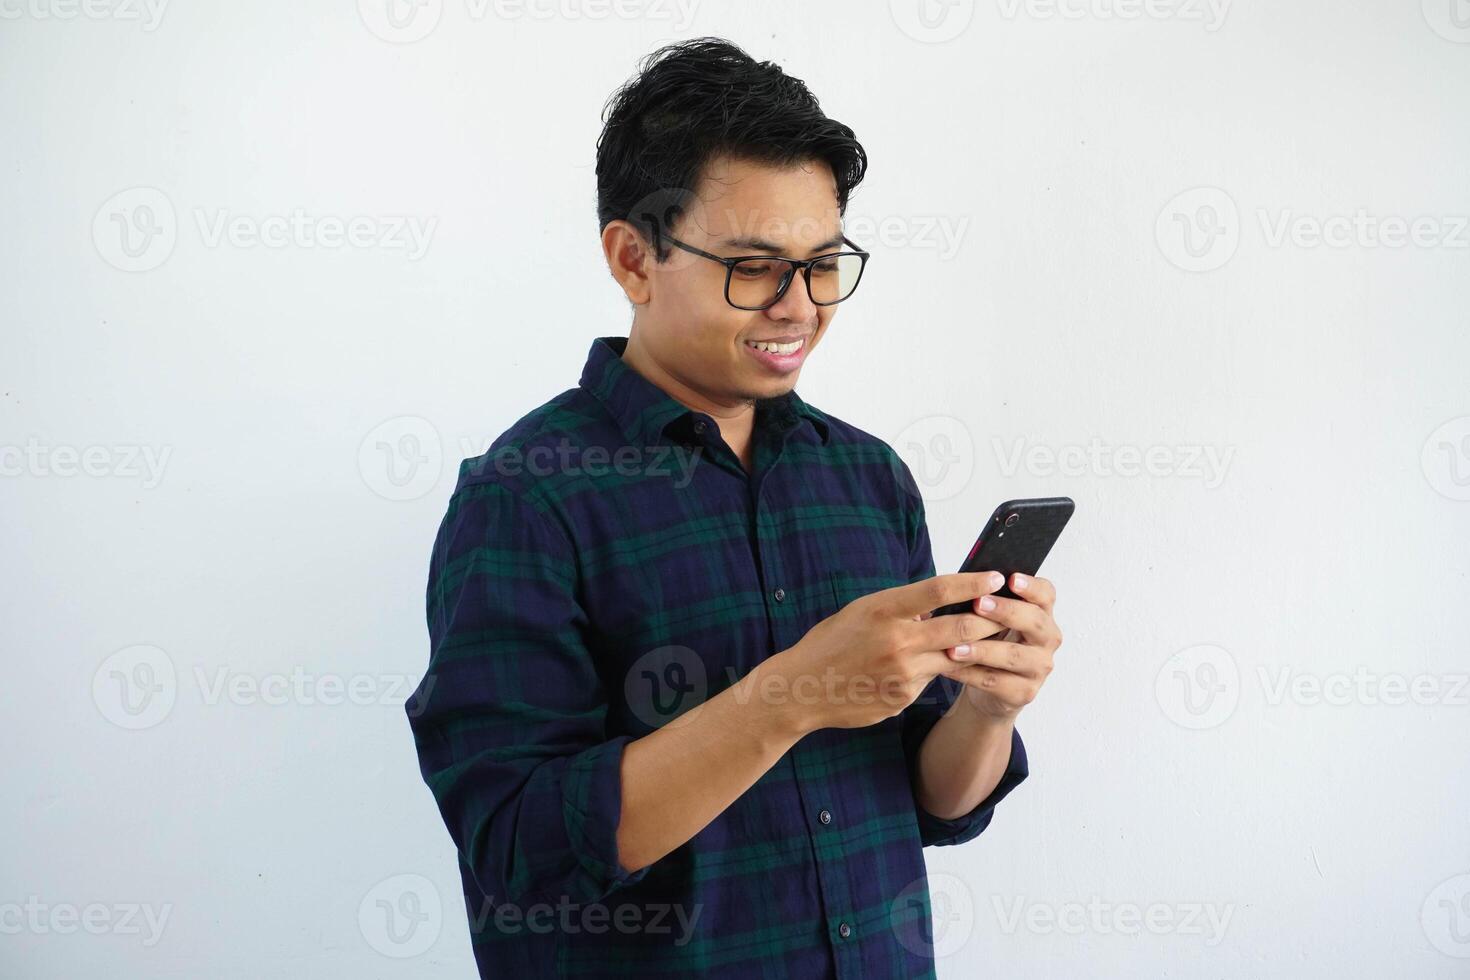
[638,154,846,405]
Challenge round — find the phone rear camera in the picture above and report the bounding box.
[1004,512,1020,527]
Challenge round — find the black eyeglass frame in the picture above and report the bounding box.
[654,230,871,311]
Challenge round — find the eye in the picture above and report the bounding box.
[811,258,840,275]
[734,262,776,278]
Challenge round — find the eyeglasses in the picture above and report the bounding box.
[653,229,871,311]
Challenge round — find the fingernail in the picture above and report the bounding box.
[952,644,971,658]
[978,596,996,612]
[989,572,1004,589]
[1013,574,1029,592]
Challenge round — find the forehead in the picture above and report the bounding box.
[684,154,842,246]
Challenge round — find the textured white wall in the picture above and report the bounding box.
[3,2,1468,976]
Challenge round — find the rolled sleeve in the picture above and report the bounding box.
[893,460,1030,847]
[901,679,1030,847]
[406,473,650,907]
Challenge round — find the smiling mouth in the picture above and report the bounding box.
[743,336,806,355]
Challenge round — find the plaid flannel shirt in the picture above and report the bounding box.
[406,334,1028,977]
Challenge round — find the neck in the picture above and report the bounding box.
[620,329,758,443]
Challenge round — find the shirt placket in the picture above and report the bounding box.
[747,430,861,978]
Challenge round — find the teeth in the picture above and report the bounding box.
[745,338,804,355]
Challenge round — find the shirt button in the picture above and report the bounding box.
[818,808,832,825]
[838,922,851,939]
[773,588,785,602]
[692,420,707,434]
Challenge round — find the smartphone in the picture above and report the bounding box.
[929,496,1075,617]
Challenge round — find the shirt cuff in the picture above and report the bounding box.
[561,734,654,899]
[907,711,1029,848]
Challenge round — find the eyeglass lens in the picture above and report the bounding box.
[727,253,865,309]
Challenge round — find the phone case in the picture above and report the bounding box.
[930,496,1075,617]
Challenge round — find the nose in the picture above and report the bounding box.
[764,267,818,325]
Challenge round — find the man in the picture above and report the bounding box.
[406,36,1062,978]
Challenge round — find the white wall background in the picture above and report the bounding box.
[3,1,1468,976]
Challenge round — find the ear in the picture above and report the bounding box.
[602,220,653,306]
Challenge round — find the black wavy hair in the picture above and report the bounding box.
[595,36,867,261]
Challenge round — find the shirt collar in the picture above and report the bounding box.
[578,335,830,449]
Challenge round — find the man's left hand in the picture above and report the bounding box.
[942,571,1061,721]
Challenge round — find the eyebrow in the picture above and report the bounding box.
[715,233,846,256]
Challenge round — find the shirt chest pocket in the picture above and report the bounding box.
[837,506,915,590]
[822,543,913,622]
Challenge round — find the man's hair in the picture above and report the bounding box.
[595,36,867,261]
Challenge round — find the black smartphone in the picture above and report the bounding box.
[929,496,1075,617]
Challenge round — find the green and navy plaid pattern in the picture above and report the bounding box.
[406,335,1028,977]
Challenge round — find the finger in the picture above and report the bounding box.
[911,648,962,683]
[871,650,966,706]
[912,608,1007,655]
[942,662,1038,707]
[888,571,1006,619]
[945,637,1048,679]
[972,594,1057,645]
[1010,573,1055,612]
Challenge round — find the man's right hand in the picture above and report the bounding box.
[766,572,1011,735]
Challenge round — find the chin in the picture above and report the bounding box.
[757,376,800,398]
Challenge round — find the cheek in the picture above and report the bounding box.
[812,312,834,346]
